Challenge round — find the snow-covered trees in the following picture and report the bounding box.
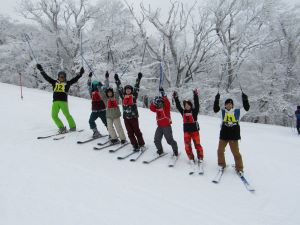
[0,0,299,127]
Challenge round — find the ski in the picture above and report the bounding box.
[231,165,255,192]
[117,150,138,160]
[93,142,118,151]
[143,153,168,164]
[77,134,108,144]
[168,155,179,167]
[237,172,255,192]
[130,148,147,162]
[54,129,85,141]
[212,167,224,183]
[97,140,111,146]
[37,129,84,140]
[108,143,130,153]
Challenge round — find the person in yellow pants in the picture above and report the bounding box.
[36,64,85,133]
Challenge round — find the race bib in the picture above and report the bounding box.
[123,95,134,106]
[92,91,101,102]
[223,112,237,123]
[54,83,65,93]
[183,113,195,124]
[107,98,118,108]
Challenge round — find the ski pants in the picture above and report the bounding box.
[51,101,76,129]
[184,131,204,160]
[89,111,107,130]
[107,117,126,141]
[124,118,145,148]
[154,125,178,155]
[217,139,243,171]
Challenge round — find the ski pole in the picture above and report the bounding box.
[140,39,147,72]
[19,72,24,100]
[23,33,38,63]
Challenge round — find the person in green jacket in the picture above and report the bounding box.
[36,64,84,133]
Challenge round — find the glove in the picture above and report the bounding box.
[242,92,248,100]
[159,87,165,97]
[105,71,109,79]
[173,91,178,98]
[138,72,143,80]
[88,72,93,78]
[114,73,119,81]
[193,89,198,96]
[80,67,85,76]
[215,93,220,100]
[36,64,43,71]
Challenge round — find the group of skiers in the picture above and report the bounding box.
[36,65,251,174]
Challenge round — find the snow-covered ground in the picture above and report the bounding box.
[0,82,299,225]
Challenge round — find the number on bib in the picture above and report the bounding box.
[54,83,65,92]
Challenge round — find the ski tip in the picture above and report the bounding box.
[130,159,136,162]
[212,180,219,183]
[142,161,149,164]
[109,150,115,153]
[168,165,174,168]
[117,157,123,160]
[93,147,100,150]
[189,172,194,175]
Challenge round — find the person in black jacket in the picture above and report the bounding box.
[213,92,250,174]
[173,89,204,162]
[36,64,84,133]
[295,106,300,134]
[114,73,145,151]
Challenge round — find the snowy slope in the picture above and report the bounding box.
[0,82,299,225]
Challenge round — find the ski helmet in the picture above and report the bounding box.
[153,96,163,108]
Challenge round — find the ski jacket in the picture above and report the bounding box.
[87,78,108,112]
[116,79,141,119]
[174,94,200,132]
[295,110,300,124]
[150,96,172,127]
[40,70,82,102]
[105,92,121,119]
[213,96,250,140]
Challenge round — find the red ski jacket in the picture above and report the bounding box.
[150,96,172,127]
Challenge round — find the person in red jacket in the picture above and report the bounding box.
[150,88,178,156]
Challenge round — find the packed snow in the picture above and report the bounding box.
[0,82,299,225]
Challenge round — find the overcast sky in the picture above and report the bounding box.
[0,0,298,22]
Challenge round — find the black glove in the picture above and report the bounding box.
[173,91,178,99]
[138,72,143,80]
[159,87,165,96]
[88,72,93,78]
[193,89,199,96]
[215,93,220,100]
[114,73,119,81]
[242,92,250,111]
[80,67,85,76]
[36,64,43,71]
[242,92,248,100]
[105,71,109,79]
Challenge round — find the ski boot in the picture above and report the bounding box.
[69,127,76,132]
[58,127,67,134]
[92,128,101,138]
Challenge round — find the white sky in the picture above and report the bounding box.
[0,0,298,22]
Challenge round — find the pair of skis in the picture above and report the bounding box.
[117,147,147,162]
[77,134,109,144]
[93,141,130,153]
[212,167,255,192]
[189,160,204,175]
[37,129,84,140]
